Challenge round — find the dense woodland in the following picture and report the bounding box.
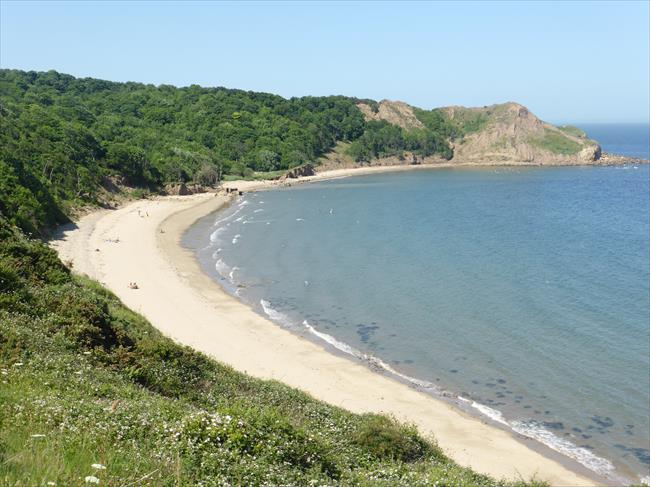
[0,69,455,235]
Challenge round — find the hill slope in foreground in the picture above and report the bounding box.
[0,217,552,485]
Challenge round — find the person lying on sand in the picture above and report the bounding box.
[128,282,139,289]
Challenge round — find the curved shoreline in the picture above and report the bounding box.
[51,166,611,487]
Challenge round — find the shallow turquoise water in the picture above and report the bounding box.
[185,164,649,483]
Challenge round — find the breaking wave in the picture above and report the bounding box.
[257,301,619,481]
[511,420,617,478]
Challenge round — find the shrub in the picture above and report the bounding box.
[178,408,340,478]
[353,414,438,463]
[194,164,220,186]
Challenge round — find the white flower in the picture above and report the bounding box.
[91,463,106,470]
[30,434,46,438]
[84,476,100,484]
[47,482,56,486]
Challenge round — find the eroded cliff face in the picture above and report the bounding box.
[357,100,425,131]
[356,100,602,165]
[441,102,601,164]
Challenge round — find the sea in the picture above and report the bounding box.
[183,123,650,485]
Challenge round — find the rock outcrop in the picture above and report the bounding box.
[164,183,208,195]
[357,100,425,131]
[355,100,602,165]
[441,102,601,164]
[282,164,315,179]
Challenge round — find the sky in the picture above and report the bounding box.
[1,1,649,123]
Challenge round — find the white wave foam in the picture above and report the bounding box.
[457,395,509,427]
[215,259,229,278]
[301,320,438,392]
[640,475,650,486]
[213,204,245,227]
[260,300,295,328]
[254,209,264,213]
[372,356,439,390]
[469,401,509,426]
[209,201,252,245]
[302,320,359,356]
[232,234,241,244]
[209,227,226,244]
[511,420,616,477]
[255,305,621,481]
[455,399,617,478]
[296,218,304,222]
[228,266,239,281]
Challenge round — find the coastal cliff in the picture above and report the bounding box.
[355,100,602,166]
[440,102,601,164]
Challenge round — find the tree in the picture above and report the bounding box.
[106,143,148,184]
[256,149,280,172]
[194,164,220,186]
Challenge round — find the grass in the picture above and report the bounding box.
[222,169,286,182]
[557,125,587,139]
[0,220,549,486]
[449,110,490,136]
[528,128,583,156]
[413,107,490,146]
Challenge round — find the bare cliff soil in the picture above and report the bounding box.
[355,100,603,166]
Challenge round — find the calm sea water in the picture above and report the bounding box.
[184,128,650,484]
[576,123,650,160]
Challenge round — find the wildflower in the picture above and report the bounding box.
[30,434,46,438]
[47,483,56,486]
[91,463,106,470]
[84,476,100,484]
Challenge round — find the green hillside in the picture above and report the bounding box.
[0,69,452,235]
[0,69,550,486]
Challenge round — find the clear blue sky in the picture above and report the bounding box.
[1,1,649,123]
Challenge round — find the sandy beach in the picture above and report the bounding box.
[50,165,603,486]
